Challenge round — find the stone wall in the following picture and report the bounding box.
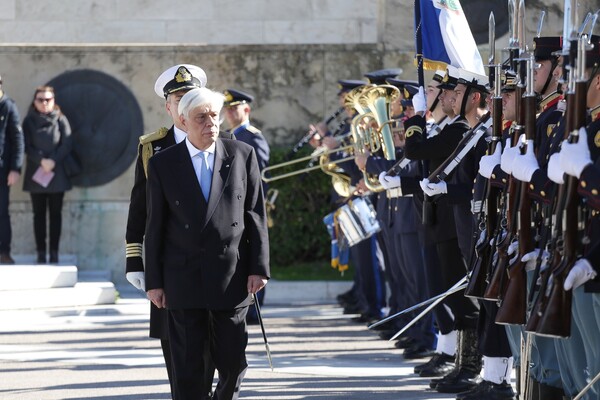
[0,0,582,282]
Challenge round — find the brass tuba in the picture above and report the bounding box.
[354,84,400,192]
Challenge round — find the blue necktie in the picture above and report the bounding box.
[199,152,212,201]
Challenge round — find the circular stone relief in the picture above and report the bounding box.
[47,69,143,187]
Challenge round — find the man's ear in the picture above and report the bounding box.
[179,113,187,129]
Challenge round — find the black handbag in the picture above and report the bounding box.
[64,152,82,177]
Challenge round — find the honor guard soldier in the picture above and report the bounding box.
[125,64,218,399]
[402,66,483,392]
[545,34,600,400]
[223,88,271,324]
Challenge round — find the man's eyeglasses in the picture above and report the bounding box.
[35,97,54,103]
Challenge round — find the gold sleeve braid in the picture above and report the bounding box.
[404,125,423,138]
[126,243,143,258]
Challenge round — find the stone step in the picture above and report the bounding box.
[0,265,78,290]
[0,282,117,310]
[264,280,353,304]
[12,254,77,265]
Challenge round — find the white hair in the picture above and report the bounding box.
[178,87,224,119]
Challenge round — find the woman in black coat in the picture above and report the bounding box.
[22,86,73,264]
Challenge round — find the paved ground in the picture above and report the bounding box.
[0,288,460,400]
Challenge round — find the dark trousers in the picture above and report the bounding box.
[0,169,11,253]
[168,307,249,400]
[350,235,386,318]
[30,192,64,253]
[436,238,480,331]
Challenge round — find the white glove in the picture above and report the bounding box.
[419,178,448,196]
[564,259,597,291]
[412,86,427,114]
[508,240,519,264]
[126,271,146,291]
[478,142,502,179]
[547,153,565,184]
[378,171,401,190]
[559,127,593,178]
[500,137,521,175]
[521,249,550,272]
[511,140,539,182]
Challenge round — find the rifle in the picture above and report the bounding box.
[534,31,588,338]
[465,13,502,299]
[496,53,537,325]
[483,0,524,302]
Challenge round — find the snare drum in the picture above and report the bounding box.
[334,197,380,247]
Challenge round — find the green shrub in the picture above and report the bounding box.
[266,146,334,269]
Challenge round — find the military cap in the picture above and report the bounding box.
[586,35,600,69]
[364,68,403,85]
[457,68,489,93]
[400,84,419,107]
[223,88,254,107]
[533,36,563,61]
[501,69,518,93]
[337,79,368,95]
[154,64,207,99]
[437,65,460,90]
[432,69,447,84]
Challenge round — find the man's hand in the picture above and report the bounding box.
[247,275,268,294]
[126,272,146,291]
[478,142,502,179]
[147,288,166,308]
[564,259,597,291]
[412,86,427,115]
[419,178,447,196]
[559,127,593,178]
[354,152,368,170]
[521,249,550,272]
[547,153,565,184]
[7,171,20,186]
[355,179,369,195]
[511,140,539,182]
[378,171,401,190]
[500,138,521,175]
[321,136,338,150]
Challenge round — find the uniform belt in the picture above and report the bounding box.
[386,188,410,198]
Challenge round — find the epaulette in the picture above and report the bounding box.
[247,125,262,135]
[140,127,168,178]
[140,127,169,145]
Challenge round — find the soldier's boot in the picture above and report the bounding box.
[435,328,481,393]
[537,382,564,400]
[429,329,463,389]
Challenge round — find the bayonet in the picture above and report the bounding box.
[489,12,496,66]
[536,10,546,37]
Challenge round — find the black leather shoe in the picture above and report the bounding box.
[403,345,434,360]
[394,336,416,349]
[456,380,515,400]
[0,253,14,264]
[378,329,396,340]
[429,367,459,389]
[414,353,455,376]
[49,250,58,264]
[342,303,362,315]
[37,252,46,264]
[435,368,480,393]
[351,313,379,324]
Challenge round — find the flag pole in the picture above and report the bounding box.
[415,0,425,87]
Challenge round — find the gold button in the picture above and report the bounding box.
[502,178,507,183]
[593,189,599,196]
[541,191,546,197]
[529,184,534,190]
[491,174,496,179]
[581,181,587,188]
